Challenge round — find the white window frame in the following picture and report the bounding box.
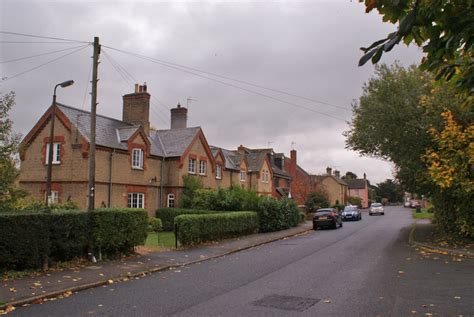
[262,170,269,183]
[167,193,175,208]
[128,192,145,209]
[132,148,144,169]
[44,190,59,204]
[216,164,222,179]
[188,158,196,174]
[45,143,61,164]
[199,160,207,175]
[240,170,246,182]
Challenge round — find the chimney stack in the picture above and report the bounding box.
[364,173,366,179]
[123,83,150,135]
[334,170,340,178]
[170,103,188,129]
[326,167,332,175]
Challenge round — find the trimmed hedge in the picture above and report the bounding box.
[0,208,148,270]
[175,212,259,246]
[156,208,222,231]
[256,197,301,233]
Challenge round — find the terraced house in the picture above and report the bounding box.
[19,84,218,216]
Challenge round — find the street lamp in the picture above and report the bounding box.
[45,80,74,205]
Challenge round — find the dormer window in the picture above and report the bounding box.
[132,148,144,169]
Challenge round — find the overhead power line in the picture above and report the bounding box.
[0,41,85,44]
[0,30,90,44]
[102,45,348,122]
[102,50,169,126]
[3,44,90,82]
[102,45,351,112]
[0,44,92,64]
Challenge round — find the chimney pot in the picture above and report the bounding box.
[143,83,147,92]
[134,84,139,93]
[326,167,332,175]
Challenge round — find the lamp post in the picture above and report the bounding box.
[45,80,74,205]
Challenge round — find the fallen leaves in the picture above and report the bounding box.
[0,305,15,315]
[8,288,16,293]
[454,296,461,299]
[323,299,332,303]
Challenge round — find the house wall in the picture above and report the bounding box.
[348,185,369,208]
[320,177,347,206]
[255,159,272,196]
[19,113,162,216]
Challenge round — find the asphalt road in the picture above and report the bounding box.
[13,207,473,316]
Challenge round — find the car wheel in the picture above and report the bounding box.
[382,213,385,215]
[313,225,318,230]
[360,215,362,220]
[369,213,372,216]
[339,221,343,228]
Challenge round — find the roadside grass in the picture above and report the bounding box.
[412,209,434,220]
[145,231,180,248]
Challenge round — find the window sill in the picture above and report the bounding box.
[188,171,196,175]
[132,167,144,171]
[216,177,222,180]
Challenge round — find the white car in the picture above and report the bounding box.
[369,203,384,215]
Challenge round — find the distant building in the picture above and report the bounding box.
[311,167,348,206]
[346,174,370,208]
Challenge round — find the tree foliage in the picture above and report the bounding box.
[0,91,25,209]
[375,179,404,203]
[342,171,358,180]
[358,0,474,94]
[423,110,473,238]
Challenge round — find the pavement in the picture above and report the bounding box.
[409,219,474,258]
[1,222,313,310]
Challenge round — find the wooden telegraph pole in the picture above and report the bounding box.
[88,37,100,211]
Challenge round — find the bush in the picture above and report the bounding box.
[148,217,163,233]
[305,192,330,212]
[0,208,148,270]
[347,196,362,208]
[91,209,148,256]
[256,197,301,233]
[175,212,259,246]
[156,208,221,231]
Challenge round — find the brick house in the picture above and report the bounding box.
[210,146,273,196]
[19,84,218,216]
[311,167,348,206]
[346,176,370,208]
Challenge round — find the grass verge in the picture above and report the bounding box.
[412,210,434,220]
[145,231,179,248]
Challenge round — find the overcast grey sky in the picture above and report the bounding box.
[1,0,423,184]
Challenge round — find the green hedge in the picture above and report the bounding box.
[0,208,148,270]
[256,197,301,233]
[156,208,223,231]
[175,212,259,246]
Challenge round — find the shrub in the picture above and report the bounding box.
[175,212,258,246]
[347,196,362,208]
[156,208,221,231]
[148,217,163,233]
[0,208,148,270]
[0,212,50,270]
[90,209,148,256]
[180,175,204,208]
[305,192,330,212]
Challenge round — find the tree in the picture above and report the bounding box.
[375,179,404,203]
[347,196,362,208]
[0,91,25,209]
[358,0,474,94]
[305,191,330,212]
[345,63,436,193]
[423,110,473,238]
[342,171,358,180]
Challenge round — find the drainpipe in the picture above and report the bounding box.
[159,157,165,208]
[107,150,114,207]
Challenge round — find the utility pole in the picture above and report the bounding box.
[87,37,100,211]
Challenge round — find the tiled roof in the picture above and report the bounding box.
[313,174,348,186]
[151,127,200,157]
[57,103,199,158]
[346,179,367,189]
[246,152,267,172]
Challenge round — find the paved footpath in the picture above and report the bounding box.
[1,222,313,309]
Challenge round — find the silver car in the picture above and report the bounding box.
[341,205,362,221]
[369,203,384,215]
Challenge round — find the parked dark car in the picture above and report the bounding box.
[341,205,362,221]
[313,208,343,230]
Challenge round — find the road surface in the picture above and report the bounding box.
[13,206,474,316]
